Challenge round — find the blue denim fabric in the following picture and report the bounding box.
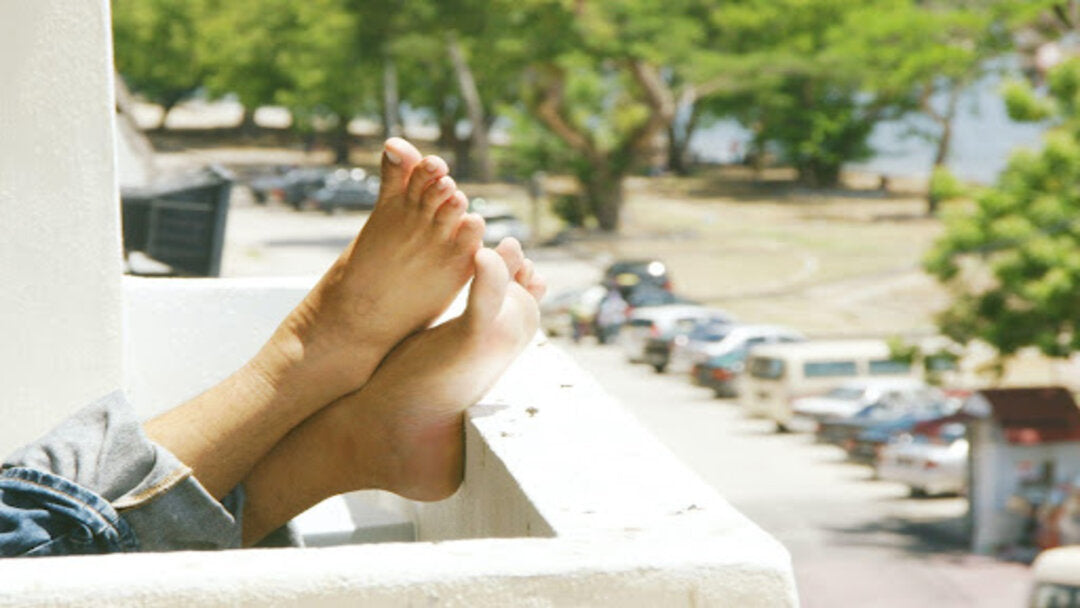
[1,392,246,557]
[0,467,137,557]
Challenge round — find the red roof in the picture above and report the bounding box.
[977,387,1080,445]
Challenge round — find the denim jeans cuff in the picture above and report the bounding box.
[3,391,243,552]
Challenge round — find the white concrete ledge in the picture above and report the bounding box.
[1,278,797,606]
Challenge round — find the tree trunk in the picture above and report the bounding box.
[583,165,624,232]
[437,95,458,149]
[798,158,842,188]
[331,117,350,165]
[667,89,701,175]
[446,34,492,182]
[926,87,960,216]
[926,123,952,216]
[239,106,258,137]
[382,55,402,139]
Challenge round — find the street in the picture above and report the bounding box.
[220,200,1033,607]
[557,338,1033,608]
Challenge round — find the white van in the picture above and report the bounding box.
[1030,546,1080,607]
[740,339,920,431]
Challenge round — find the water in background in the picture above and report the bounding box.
[689,73,1048,185]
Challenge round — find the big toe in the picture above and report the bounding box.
[379,138,423,200]
[494,238,525,278]
[465,248,510,326]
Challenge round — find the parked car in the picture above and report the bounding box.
[670,323,805,377]
[1029,546,1080,607]
[815,394,957,451]
[246,165,293,204]
[540,285,606,338]
[308,168,379,213]
[620,305,733,365]
[693,348,751,397]
[643,314,737,373]
[603,259,672,298]
[249,166,333,208]
[596,283,693,343]
[877,417,970,496]
[846,405,965,466]
[791,378,937,429]
[740,339,921,432]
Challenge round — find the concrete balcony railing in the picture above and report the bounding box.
[1,3,795,604]
[0,277,798,606]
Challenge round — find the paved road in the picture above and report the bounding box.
[219,201,1033,607]
[557,338,1032,607]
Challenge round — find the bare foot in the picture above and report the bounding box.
[340,242,544,501]
[240,242,544,542]
[263,138,486,403]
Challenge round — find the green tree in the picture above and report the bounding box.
[925,56,1080,358]
[503,0,728,231]
[831,1,1023,213]
[706,0,883,187]
[111,0,208,127]
[197,0,368,161]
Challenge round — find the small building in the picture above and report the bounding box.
[968,387,1080,555]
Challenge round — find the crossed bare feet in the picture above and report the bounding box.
[264,138,487,403]
[147,138,543,512]
[241,237,546,543]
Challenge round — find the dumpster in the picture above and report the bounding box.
[121,165,233,277]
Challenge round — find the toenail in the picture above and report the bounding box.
[384,147,402,165]
[437,176,452,190]
[424,158,441,172]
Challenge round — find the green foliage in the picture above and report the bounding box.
[551,194,589,228]
[926,57,1080,358]
[929,166,968,204]
[111,0,208,114]
[1003,80,1056,122]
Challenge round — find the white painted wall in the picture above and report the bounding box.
[122,276,313,418]
[7,290,800,604]
[0,2,799,603]
[0,1,124,455]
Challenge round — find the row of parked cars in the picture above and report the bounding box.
[542,259,971,499]
[248,166,380,213]
[245,164,532,245]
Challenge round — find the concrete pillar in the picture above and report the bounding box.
[0,1,124,454]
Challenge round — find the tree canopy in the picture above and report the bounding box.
[926,55,1080,357]
[112,0,1059,230]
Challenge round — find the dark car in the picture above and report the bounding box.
[818,397,957,460]
[603,259,672,299]
[249,166,333,208]
[693,347,749,397]
[309,169,380,213]
[643,314,734,374]
[594,283,695,344]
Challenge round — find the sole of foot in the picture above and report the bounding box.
[323,243,546,502]
[263,137,488,405]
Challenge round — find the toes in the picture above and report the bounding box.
[378,138,422,201]
[525,274,547,302]
[494,237,525,278]
[465,248,510,326]
[454,213,486,252]
[434,191,468,234]
[405,155,449,209]
[421,176,457,214]
[516,258,535,286]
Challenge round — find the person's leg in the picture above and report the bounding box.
[144,138,486,500]
[239,243,546,545]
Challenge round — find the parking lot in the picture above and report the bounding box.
[557,337,1032,607]
[217,195,1034,606]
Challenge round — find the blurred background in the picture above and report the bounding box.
[111,1,1080,606]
